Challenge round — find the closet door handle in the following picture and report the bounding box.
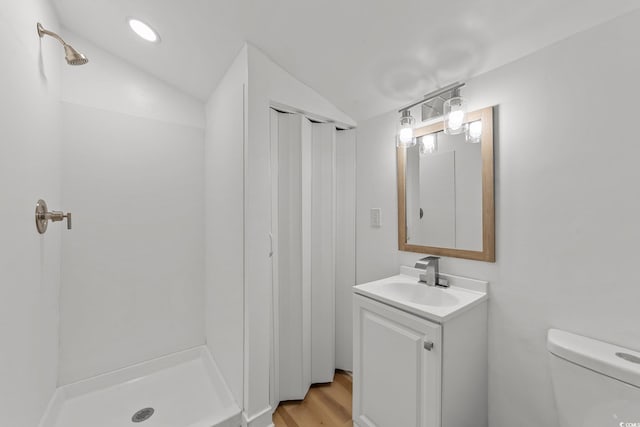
[424,341,434,351]
[268,233,274,258]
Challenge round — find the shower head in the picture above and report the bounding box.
[37,23,88,66]
[63,44,88,66]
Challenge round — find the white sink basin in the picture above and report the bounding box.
[381,282,459,307]
[353,267,488,322]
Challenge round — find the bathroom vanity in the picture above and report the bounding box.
[352,266,488,427]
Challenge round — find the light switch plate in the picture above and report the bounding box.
[370,208,381,228]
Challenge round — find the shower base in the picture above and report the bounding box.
[39,346,241,427]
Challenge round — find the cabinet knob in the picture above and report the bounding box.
[424,341,434,351]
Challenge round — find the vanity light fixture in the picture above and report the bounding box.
[128,18,160,43]
[397,82,468,148]
[443,89,467,135]
[396,110,417,147]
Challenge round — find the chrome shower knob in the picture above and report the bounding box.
[35,199,72,234]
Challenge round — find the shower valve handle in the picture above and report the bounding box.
[48,211,72,230]
[35,199,72,234]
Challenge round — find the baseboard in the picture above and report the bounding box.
[242,406,273,427]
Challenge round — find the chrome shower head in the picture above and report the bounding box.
[37,23,88,66]
[63,44,88,66]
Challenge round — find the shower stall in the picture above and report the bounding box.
[34,27,242,427]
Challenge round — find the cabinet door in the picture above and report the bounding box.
[353,295,442,427]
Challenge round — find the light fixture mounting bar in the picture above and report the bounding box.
[398,81,466,113]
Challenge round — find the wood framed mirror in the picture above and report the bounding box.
[397,106,495,262]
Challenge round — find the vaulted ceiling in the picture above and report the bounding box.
[51,0,639,121]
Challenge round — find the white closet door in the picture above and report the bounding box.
[300,115,313,393]
[271,111,341,396]
[311,122,336,383]
[335,129,356,372]
[272,110,312,400]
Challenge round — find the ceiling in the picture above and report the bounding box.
[51,0,638,121]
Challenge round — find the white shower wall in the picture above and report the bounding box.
[0,1,62,426]
[58,33,206,385]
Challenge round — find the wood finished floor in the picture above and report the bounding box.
[273,371,353,427]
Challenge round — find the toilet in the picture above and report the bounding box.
[548,329,640,427]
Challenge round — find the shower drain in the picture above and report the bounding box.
[131,407,155,423]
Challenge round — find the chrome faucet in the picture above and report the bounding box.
[415,256,448,287]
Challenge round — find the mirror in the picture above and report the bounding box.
[397,106,495,262]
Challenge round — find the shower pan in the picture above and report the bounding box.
[38,347,241,427]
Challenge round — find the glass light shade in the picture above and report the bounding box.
[419,134,438,155]
[396,111,416,147]
[443,96,467,135]
[466,120,482,143]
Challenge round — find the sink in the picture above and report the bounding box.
[381,282,459,307]
[353,268,488,322]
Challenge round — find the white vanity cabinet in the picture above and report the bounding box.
[353,294,442,427]
[352,270,488,427]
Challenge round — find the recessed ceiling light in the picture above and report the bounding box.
[128,18,159,43]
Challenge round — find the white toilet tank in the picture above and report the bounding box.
[547,329,640,427]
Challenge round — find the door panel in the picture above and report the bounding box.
[271,110,313,401]
[310,122,336,383]
[354,295,441,427]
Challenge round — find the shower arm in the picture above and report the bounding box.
[37,22,88,66]
[37,23,69,46]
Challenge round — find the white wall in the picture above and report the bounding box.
[59,32,206,384]
[356,9,640,427]
[0,2,62,425]
[245,44,356,425]
[60,31,204,128]
[204,45,247,408]
[356,112,401,284]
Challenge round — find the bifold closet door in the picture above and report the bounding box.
[271,111,339,399]
[335,129,356,372]
[310,122,336,384]
[271,110,312,401]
